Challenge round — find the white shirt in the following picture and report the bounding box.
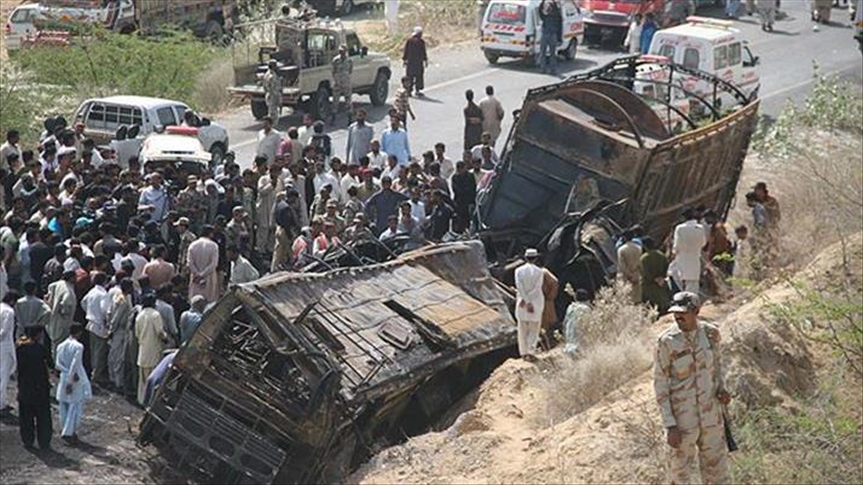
[409,200,426,226]
[672,219,706,281]
[82,284,110,338]
[340,173,360,199]
[257,128,283,164]
[297,125,313,147]
[436,157,455,180]
[470,144,500,164]
[367,150,388,170]
[0,141,20,171]
[514,262,544,322]
[230,255,260,285]
[0,302,14,350]
[313,172,342,203]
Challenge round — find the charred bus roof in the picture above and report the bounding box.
[139,241,517,484]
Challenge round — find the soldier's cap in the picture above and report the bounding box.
[326,199,338,208]
[268,59,278,67]
[669,291,699,313]
[339,44,347,51]
[524,248,539,259]
[174,217,190,227]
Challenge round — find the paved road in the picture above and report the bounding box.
[223,2,862,169]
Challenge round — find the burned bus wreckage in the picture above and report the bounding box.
[138,56,759,483]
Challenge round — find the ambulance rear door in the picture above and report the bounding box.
[560,0,584,49]
[482,1,532,55]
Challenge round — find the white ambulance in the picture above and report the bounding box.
[480,0,584,65]
[644,16,761,108]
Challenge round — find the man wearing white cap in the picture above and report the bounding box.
[654,291,731,485]
[514,248,545,360]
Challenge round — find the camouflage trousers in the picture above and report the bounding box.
[332,82,352,113]
[265,93,280,119]
[669,424,730,485]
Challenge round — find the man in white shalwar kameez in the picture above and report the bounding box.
[255,164,281,254]
[187,226,220,304]
[514,248,545,360]
[671,209,706,295]
[46,270,77,358]
[0,293,17,414]
[55,324,92,444]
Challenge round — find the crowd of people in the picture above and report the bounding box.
[512,188,781,361]
[0,69,513,449]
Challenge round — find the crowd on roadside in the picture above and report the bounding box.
[0,69,511,449]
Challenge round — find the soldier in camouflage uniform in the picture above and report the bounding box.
[331,45,353,125]
[262,59,282,120]
[653,291,732,485]
[174,175,208,234]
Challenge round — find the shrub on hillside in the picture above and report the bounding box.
[532,280,657,427]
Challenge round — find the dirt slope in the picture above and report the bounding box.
[352,233,863,485]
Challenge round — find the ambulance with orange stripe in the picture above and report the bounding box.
[481,0,584,65]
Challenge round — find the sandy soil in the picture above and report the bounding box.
[0,382,186,485]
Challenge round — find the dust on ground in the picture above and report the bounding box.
[351,233,863,484]
[0,386,179,484]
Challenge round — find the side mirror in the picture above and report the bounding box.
[361,46,368,57]
[754,56,760,66]
[115,125,128,141]
[199,117,211,126]
[127,124,141,139]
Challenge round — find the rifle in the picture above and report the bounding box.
[723,407,738,452]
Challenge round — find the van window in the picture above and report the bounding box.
[683,48,700,70]
[487,3,526,25]
[728,42,742,66]
[346,33,362,56]
[157,107,177,127]
[10,7,35,23]
[85,103,143,130]
[658,44,676,60]
[714,45,728,70]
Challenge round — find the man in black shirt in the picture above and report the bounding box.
[16,326,53,450]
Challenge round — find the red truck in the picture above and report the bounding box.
[579,0,664,47]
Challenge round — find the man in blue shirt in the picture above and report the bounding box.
[380,116,411,166]
[365,176,408,235]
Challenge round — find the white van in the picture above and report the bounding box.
[73,96,230,166]
[480,0,583,65]
[645,17,761,104]
[4,3,41,51]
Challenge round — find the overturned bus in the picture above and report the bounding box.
[138,242,517,484]
[479,55,760,295]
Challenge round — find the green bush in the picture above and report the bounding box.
[13,27,224,104]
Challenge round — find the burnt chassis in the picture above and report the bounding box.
[478,55,759,299]
[138,242,518,484]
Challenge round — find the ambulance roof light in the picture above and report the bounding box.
[685,16,734,29]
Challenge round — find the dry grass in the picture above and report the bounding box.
[729,74,863,277]
[531,280,657,428]
[192,56,237,115]
[357,0,479,58]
